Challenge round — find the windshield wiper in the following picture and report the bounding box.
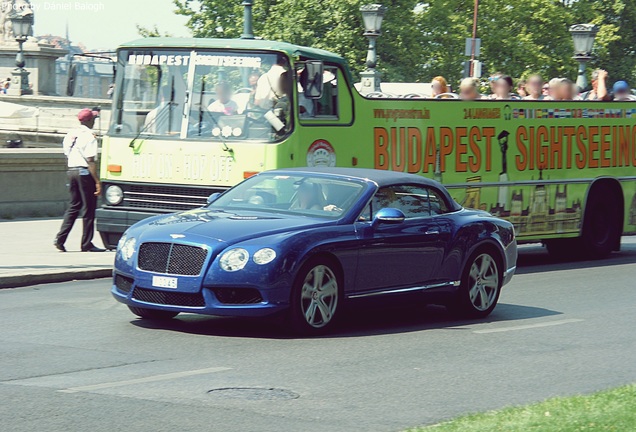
[129,76,177,149]
[204,111,233,154]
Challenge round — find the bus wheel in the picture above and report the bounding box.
[581,185,620,259]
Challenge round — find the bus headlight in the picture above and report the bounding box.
[105,185,123,205]
[219,248,249,272]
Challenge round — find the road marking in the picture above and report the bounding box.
[58,367,231,394]
[473,318,584,334]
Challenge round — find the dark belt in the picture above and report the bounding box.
[68,166,88,170]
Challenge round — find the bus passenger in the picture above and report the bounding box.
[488,72,503,95]
[523,74,545,100]
[246,71,260,107]
[611,81,636,101]
[581,69,610,101]
[144,86,180,135]
[490,75,518,100]
[458,78,483,100]
[551,78,578,101]
[297,68,315,117]
[208,82,238,115]
[516,79,527,98]
[255,56,287,109]
[430,76,448,98]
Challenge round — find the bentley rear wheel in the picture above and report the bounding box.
[452,251,501,318]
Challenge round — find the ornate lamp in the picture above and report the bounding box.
[9,9,34,95]
[359,4,387,94]
[569,24,598,91]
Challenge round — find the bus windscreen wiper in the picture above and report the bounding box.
[196,77,232,153]
[129,76,176,148]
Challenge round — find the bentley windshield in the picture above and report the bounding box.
[209,173,366,219]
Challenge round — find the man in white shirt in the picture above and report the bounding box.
[254,57,287,109]
[54,108,104,252]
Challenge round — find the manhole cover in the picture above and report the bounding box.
[207,387,300,401]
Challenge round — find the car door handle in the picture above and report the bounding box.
[425,229,440,235]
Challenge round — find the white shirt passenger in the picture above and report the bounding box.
[63,125,98,168]
[254,64,286,109]
[208,99,239,115]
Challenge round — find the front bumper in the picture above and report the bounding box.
[96,207,160,248]
[111,272,289,318]
[502,240,518,286]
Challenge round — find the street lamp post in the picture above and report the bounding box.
[9,9,34,96]
[569,24,599,91]
[241,0,254,39]
[359,3,387,95]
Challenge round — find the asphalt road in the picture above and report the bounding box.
[1,239,635,432]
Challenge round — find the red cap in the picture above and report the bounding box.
[78,108,98,123]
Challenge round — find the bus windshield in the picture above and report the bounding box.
[110,49,293,142]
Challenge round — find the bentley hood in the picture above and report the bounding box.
[136,208,335,244]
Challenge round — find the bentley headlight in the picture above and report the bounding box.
[253,248,276,265]
[105,185,124,205]
[219,248,249,272]
[117,232,127,250]
[119,236,137,261]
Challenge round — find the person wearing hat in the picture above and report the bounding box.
[54,108,105,252]
[612,81,636,101]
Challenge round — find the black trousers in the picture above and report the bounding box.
[55,170,97,251]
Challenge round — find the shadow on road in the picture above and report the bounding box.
[130,301,561,340]
[516,239,636,275]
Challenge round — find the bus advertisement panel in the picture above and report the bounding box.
[97,38,635,259]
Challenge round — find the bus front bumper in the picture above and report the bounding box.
[96,207,159,249]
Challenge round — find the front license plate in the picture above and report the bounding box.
[152,276,178,289]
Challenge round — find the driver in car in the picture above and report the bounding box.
[294,182,341,212]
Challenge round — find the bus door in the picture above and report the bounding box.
[294,61,355,169]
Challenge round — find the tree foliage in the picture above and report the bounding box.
[172,0,636,88]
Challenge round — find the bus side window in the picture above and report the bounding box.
[317,67,338,117]
[299,66,339,119]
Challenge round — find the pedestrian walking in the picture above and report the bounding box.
[54,108,105,252]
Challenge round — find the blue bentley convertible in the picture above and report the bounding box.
[112,168,517,334]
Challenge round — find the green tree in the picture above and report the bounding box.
[174,0,424,82]
[136,25,173,38]
[172,0,636,89]
[570,0,636,84]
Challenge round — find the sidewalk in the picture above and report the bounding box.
[0,218,114,289]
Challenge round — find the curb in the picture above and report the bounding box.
[0,268,112,289]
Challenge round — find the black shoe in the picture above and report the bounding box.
[54,241,66,252]
[82,246,106,252]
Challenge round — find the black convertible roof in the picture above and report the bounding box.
[274,167,440,188]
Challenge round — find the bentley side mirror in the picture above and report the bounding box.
[373,208,406,226]
[207,192,221,205]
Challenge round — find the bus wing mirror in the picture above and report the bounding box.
[303,60,324,99]
[66,62,78,96]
